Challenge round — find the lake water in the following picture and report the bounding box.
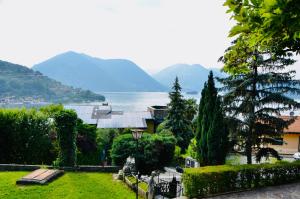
[95,92,201,111]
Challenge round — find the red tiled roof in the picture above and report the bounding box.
[281,116,300,133]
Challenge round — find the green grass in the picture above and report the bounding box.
[0,172,136,199]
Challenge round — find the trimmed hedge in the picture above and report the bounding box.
[183,161,300,198]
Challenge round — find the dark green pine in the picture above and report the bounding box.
[165,77,193,152]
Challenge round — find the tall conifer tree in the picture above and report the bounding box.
[196,71,228,165]
[165,77,193,152]
[219,39,300,164]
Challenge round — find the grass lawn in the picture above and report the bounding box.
[0,171,136,199]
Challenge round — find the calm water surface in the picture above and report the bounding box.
[96,92,201,111]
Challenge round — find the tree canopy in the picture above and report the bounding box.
[223,0,300,74]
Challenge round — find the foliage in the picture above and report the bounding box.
[223,0,300,74]
[219,42,300,164]
[185,98,198,123]
[111,133,176,174]
[196,72,229,166]
[54,109,78,167]
[186,138,197,159]
[0,108,55,164]
[0,60,105,103]
[76,119,99,165]
[165,77,193,152]
[183,161,300,198]
[40,104,64,116]
[0,172,135,199]
[96,128,119,164]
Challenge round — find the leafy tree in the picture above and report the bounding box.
[54,109,78,167]
[76,119,97,154]
[186,138,197,159]
[196,72,229,165]
[223,0,300,74]
[165,77,193,152]
[111,133,176,174]
[219,44,300,164]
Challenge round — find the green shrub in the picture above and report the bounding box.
[96,128,119,165]
[0,108,55,164]
[111,133,176,174]
[183,161,300,198]
[54,109,78,167]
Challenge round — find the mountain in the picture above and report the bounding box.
[153,64,224,92]
[33,51,167,92]
[0,60,105,103]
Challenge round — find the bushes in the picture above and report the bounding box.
[0,109,55,164]
[111,133,176,174]
[183,161,300,198]
[54,109,78,167]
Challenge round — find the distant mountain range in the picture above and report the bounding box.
[0,60,105,103]
[33,51,167,92]
[153,64,224,92]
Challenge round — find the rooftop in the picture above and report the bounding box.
[65,104,153,129]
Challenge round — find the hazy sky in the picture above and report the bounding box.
[1,0,298,75]
[0,0,237,74]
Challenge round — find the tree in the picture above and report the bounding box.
[54,109,78,167]
[111,133,176,174]
[196,72,229,165]
[223,0,300,74]
[207,98,229,165]
[219,43,300,164]
[165,77,193,152]
[185,98,198,122]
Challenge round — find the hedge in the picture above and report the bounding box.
[183,161,300,198]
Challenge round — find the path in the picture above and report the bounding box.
[207,182,300,199]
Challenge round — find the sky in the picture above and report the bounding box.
[0,0,298,75]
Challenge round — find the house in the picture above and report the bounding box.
[65,104,168,133]
[97,111,155,133]
[147,105,168,131]
[269,116,300,155]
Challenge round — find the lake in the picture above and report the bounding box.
[95,92,201,111]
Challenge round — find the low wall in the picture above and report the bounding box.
[0,164,120,172]
[124,176,148,199]
[0,164,40,171]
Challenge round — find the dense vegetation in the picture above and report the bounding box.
[183,161,300,198]
[54,109,78,167]
[111,133,176,174]
[0,108,55,164]
[0,60,105,103]
[163,77,193,152]
[220,0,300,164]
[0,172,135,199]
[0,106,102,166]
[196,72,229,166]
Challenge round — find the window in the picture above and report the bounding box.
[272,138,283,145]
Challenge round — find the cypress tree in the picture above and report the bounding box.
[165,77,193,152]
[196,71,228,165]
[207,97,228,165]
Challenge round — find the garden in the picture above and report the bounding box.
[1,1,300,198]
